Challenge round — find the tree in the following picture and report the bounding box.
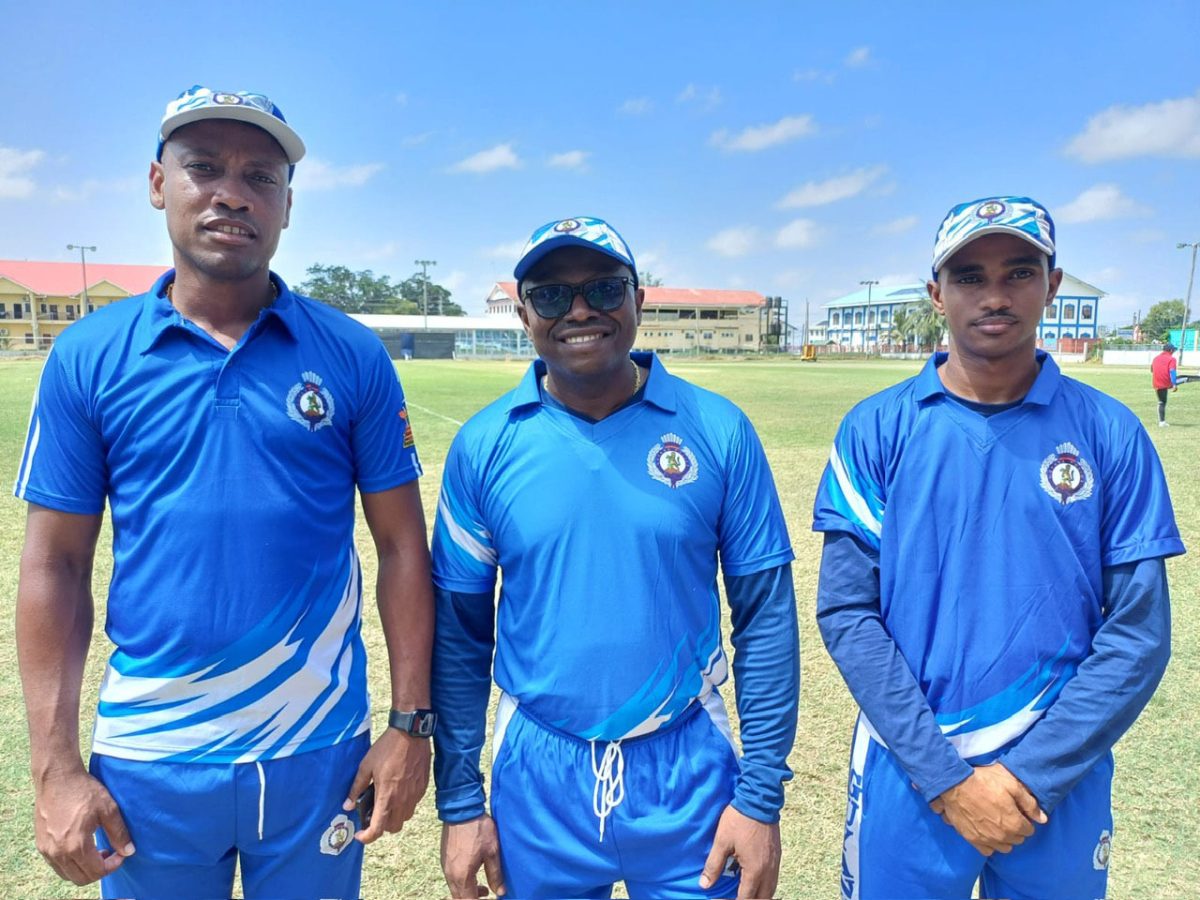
[398,274,466,316]
[639,271,664,287]
[1140,299,1186,342]
[297,264,404,313]
[889,307,917,352]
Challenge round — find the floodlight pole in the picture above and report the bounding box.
[860,280,879,354]
[415,259,436,331]
[67,243,96,319]
[1178,242,1198,366]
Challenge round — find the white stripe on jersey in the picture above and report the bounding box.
[829,446,882,539]
[438,494,497,566]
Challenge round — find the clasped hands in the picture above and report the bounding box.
[930,762,1048,856]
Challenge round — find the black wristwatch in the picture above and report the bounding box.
[388,708,437,738]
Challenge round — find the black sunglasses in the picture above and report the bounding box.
[521,276,633,319]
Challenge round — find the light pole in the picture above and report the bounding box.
[415,259,436,331]
[1178,242,1198,366]
[859,279,879,353]
[67,244,96,319]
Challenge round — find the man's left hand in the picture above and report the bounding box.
[343,727,431,844]
[699,805,781,899]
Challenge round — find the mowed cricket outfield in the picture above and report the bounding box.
[1,355,1196,898]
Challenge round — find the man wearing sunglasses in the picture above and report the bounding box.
[14,86,434,898]
[430,217,799,899]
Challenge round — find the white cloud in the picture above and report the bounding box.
[483,240,528,261]
[677,84,722,110]
[618,97,654,116]
[873,215,919,236]
[775,218,820,249]
[777,165,887,208]
[401,132,434,147]
[294,158,385,191]
[1057,184,1151,223]
[0,147,45,199]
[710,115,816,152]
[793,68,835,85]
[52,175,141,203]
[844,46,872,68]
[1065,91,1200,162]
[706,226,759,258]
[450,143,521,174]
[548,150,589,171]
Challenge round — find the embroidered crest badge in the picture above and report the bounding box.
[286,371,335,432]
[319,813,353,856]
[1039,441,1094,506]
[647,432,699,489]
[399,405,416,448]
[1093,830,1111,870]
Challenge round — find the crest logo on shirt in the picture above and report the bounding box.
[399,405,416,448]
[1039,441,1094,506]
[647,432,699,489]
[286,371,335,432]
[319,813,353,856]
[1093,830,1111,870]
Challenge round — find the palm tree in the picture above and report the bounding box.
[890,308,916,352]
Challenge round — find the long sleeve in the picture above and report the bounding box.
[816,531,973,802]
[430,586,496,823]
[1001,557,1171,812]
[723,563,800,823]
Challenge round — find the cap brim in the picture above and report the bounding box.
[514,236,635,283]
[160,106,306,163]
[933,225,1053,274]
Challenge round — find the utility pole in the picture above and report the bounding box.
[415,259,436,331]
[67,244,97,319]
[1178,242,1198,366]
[859,280,879,354]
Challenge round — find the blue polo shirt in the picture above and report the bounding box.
[813,352,1183,759]
[15,272,421,763]
[431,352,794,741]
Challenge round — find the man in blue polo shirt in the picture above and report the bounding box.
[813,196,1183,899]
[14,86,435,899]
[430,217,799,899]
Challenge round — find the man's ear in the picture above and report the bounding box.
[149,161,166,210]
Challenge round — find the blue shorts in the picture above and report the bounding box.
[90,733,369,900]
[490,693,742,900]
[840,716,1113,900]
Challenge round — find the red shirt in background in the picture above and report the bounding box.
[1151,351,1177,389]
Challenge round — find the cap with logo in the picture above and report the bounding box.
[157,85,306,166]
[514,216,637,286]
[932,196,1055,278]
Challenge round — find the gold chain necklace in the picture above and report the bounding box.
[544,358,643,404]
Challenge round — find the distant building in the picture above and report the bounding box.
[822,273,1105,350]
[487,282,772,354]
[0,260,166,349]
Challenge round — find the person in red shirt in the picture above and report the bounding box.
[1151,343,1178,426]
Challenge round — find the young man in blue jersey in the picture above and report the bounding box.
[430,216,800,899]
[14,86,435,898]
[813,196,1183,899]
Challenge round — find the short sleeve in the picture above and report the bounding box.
[351,341,423,493]
[13,349,108,514]
[717,412,794,576]
[812,414,887,552]
[1100,422,1185,566]
[431,432,499,594]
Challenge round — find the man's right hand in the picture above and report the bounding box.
[441,815,506,898]
[35,768,134,885]
[929,763,1047,856]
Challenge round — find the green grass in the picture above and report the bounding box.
[1,356,1197,897]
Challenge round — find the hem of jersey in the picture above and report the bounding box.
[90,718,371,764]
[12,484,104,514]
[516,694,705,745]
[1103,538,1186,566]
[357,465,423,494]
[721,547,795,578]
[432,573,497,593]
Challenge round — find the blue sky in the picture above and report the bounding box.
[2,1,1197,324]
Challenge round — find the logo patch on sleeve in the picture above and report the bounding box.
[399,405,416,448]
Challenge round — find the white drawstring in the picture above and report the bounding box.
[255,761,266,841]
[590,739,625,843]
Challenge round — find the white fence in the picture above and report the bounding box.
[1103,350,1158,366]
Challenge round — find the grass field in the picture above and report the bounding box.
[1,355,1197,898]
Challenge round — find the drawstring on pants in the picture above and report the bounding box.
[255,761,266,841]
[590,739,625,843]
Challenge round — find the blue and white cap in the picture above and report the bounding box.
[514,216,637,286]
[157,85,306,164]
[932,196,1055,277]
